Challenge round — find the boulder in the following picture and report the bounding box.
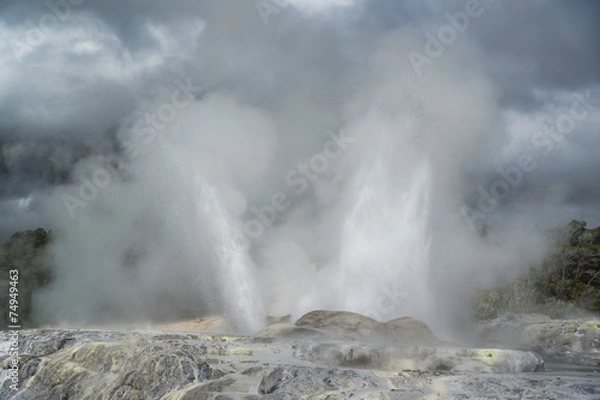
[288,310,440,345]
[385,316,438,345]
[295,310,389,342]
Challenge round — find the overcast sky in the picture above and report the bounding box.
[0,0,598,241]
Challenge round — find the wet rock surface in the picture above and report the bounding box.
[0,311,598,399]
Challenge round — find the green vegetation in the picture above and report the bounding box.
[0,228,55,328]
[474,220,600,320]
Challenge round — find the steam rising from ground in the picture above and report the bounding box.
[2,1,595,337]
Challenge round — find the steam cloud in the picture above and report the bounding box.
[0,0,599,336]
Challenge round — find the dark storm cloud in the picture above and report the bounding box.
[359,0,600,108]
[466,0,600,109]
[0,0,597,230]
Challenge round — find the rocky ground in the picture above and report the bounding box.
[477,313,600,366]
[1,311,599,399]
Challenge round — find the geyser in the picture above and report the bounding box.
[337,157,432,322]
[195,179,266,333]
[285,110,434,324]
